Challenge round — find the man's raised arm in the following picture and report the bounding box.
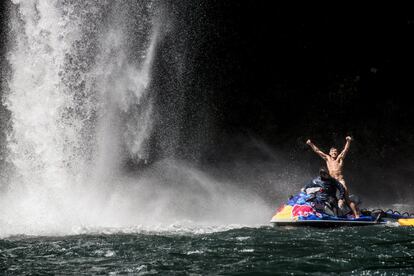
[306,139,328,160]
[338,136,352,160]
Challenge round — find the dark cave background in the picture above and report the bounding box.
[157,2,414,205]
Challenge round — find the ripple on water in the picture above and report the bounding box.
[1,225,414,274]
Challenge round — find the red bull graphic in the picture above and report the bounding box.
[292,204,314,217]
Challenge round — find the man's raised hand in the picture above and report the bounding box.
[346,136,352,142]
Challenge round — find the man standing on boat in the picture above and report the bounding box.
[306,136,360,218]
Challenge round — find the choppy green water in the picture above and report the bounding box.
[1,226,414,275]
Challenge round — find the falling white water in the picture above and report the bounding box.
[0,0,272,236]
[6,0,79,188]
[92,23,159,179]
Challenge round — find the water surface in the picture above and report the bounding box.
[1,225,414,275]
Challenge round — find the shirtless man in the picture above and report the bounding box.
[306,136,360,218]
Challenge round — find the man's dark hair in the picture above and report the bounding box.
[319,167,330,179]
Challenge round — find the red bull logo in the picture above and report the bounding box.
[292,204,314,217]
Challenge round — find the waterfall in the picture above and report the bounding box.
[0,0,271,236]
[92,19,159,179]
[1,0,159,233]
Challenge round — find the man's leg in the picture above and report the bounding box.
[338,179,360,218]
